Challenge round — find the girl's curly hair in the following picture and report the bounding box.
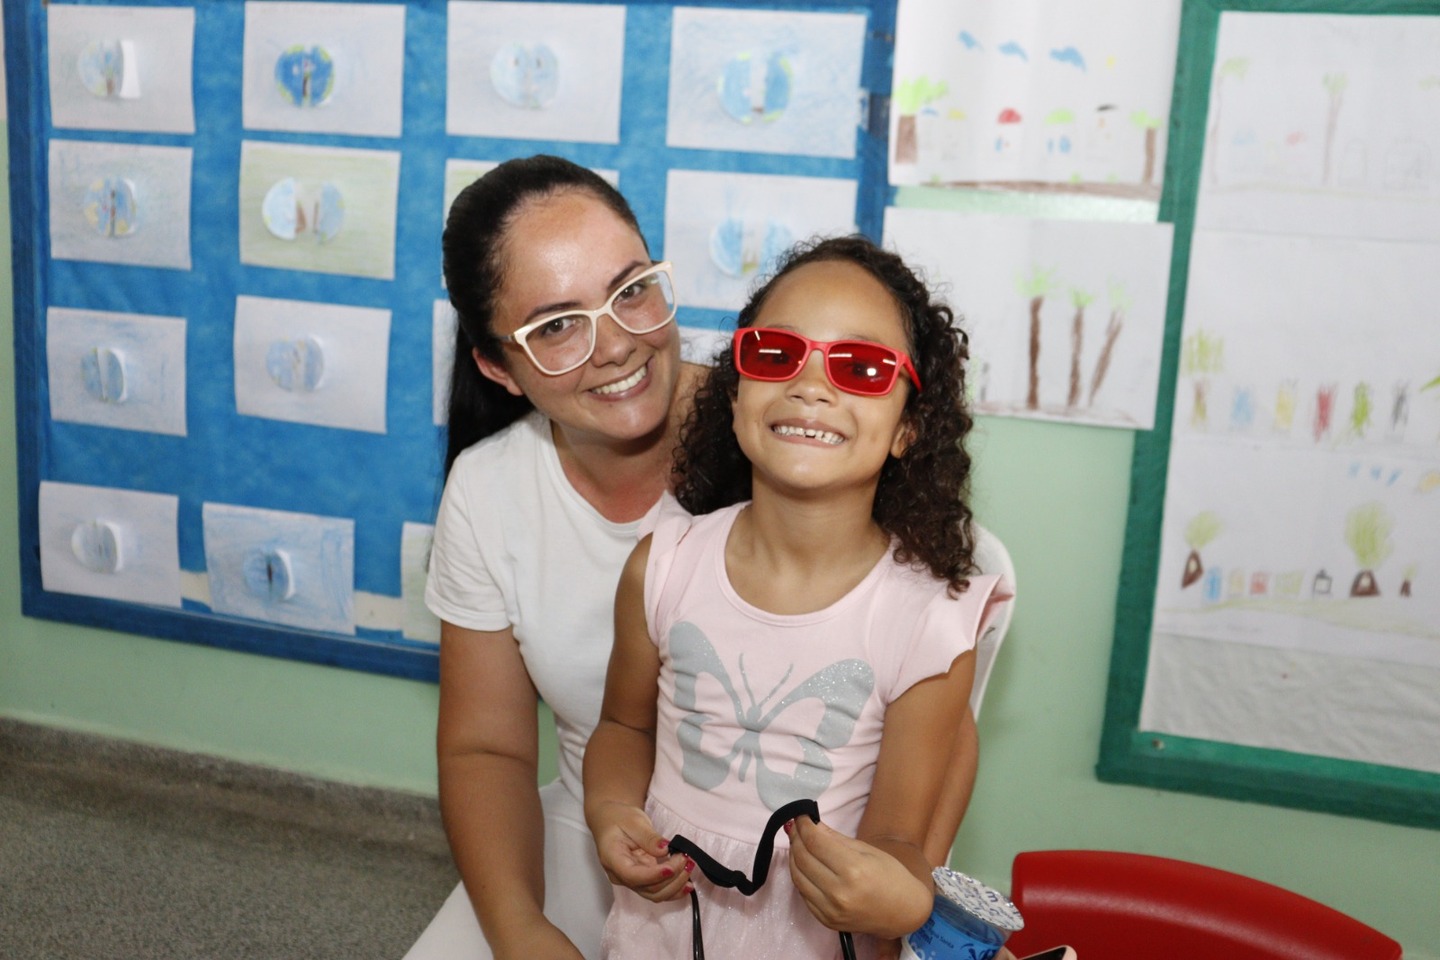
[673,235,978,593]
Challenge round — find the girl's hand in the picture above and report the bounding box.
[589,800,693,902]
[787,817,933,939]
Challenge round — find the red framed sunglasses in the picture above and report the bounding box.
[732,327,922,397]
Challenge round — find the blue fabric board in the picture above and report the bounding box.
[9,0,898,680]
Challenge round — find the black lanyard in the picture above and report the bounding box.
[667,798,858,960]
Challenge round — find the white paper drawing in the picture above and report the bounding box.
[239,140,400,279]
[664,170,858,311]
[446,1,626,143]
[39,481,181,607]
[889,0,1181,198]
[1197,13,1440,243]
[1151,230,1440,669]
[47,5,196,133]
[234,295,390,434]
[884,206,1173,429]
[47,307,187,436]
[667,7,867,159]
[48,140,192,270]
[433,299,457,427]
[401,522,441,643]
[242,1,406,137]
[203,502,355,633]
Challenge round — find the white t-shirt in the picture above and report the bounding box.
[426,410,658,801]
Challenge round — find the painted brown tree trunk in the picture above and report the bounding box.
[1350,570,1380,597]
[1067,305,1085,409]
[1027,296,1043,410]
[1181,549,1203,588]
[1142,128,1158,185]
[1089,310,1124,405]
[896,114,919,165]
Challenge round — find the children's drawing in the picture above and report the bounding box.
[242,2,405,137]
[1152,230,1440,670]
[39,481,181,608]
[47,5,195,133]
[664,170,857,312]
[446,1,625,144]
[82,176,139,238]
[275,44,336,107]
[202,503,355,634]
[48,140,192,270]
[401,522,441,643]
[667,7,866,159]
[239,141,399,279]
[889,0,1181,197]
[1197,13,1440,242]
[261,178,345,242]
[233,295,391,434]
[884,206,1173,429]
[490,42,559,109]
[718,50,793,125]
[78,39,139,99]
[47,307,187,436]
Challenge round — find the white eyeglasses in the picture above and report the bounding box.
[497,262,677,376]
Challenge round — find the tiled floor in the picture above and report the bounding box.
[0,719,458,960]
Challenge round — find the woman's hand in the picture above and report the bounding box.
[787,817,933,940]
[589,799,693,902]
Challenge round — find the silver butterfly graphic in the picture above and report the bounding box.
[669,621,875,811]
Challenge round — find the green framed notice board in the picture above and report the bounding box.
[1099,0,1440,829]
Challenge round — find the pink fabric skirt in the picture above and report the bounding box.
[600,796,869,960]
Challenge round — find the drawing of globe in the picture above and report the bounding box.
[709,217,792,278]
[718,51,792,124]
[267,337,325,393]
[490,42,559,109]
[275,45,336,107]
[262,178,302,240]
[77,39,126,98]
[83,177,139,238]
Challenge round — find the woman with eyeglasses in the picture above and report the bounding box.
[584,236,1011,959]
[408,155,703,960]
[406,158,995,960]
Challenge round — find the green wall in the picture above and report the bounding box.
[4,135,1436,954]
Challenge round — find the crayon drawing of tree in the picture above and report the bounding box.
[1130,110,1165,185]
[1345,501,1393,597]
[894,77,948,165]
[1066,287,1094,409]
[1016,266,1058,410]
[1089,282,1130,405]
[1182,511,1222,588]
[1180,329,1225,428]
[1207,57,1251,184]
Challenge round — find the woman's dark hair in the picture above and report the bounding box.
[441,155,645,477]
[673,235,978,592]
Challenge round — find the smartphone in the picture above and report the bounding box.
[1015,947,1077,960]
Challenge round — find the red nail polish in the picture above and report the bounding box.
[783,821,792,834]
[661,867,674,878]
[685,857,695,872]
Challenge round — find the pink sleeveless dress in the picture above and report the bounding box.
[600,498,1006,960]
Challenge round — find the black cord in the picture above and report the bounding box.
[668,799,856,959]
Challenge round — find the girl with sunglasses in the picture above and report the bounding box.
[584,236,1011,959]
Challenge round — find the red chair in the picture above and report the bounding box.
[1004,850,1402,960]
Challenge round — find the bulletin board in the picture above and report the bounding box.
[6,0,897,681]
[1098,0,1440,829]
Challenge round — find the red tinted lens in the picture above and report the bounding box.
[735,328,807,380]
[825,342,901,395]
